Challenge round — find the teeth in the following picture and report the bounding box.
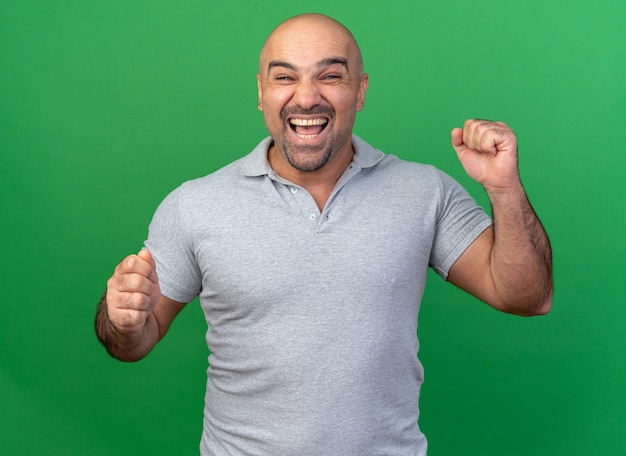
[290,118,328,126]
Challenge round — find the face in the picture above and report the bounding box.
[257,15,368,173]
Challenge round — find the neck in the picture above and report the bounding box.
[268,143,354,211]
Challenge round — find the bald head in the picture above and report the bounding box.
[259,13,364,77]
[255,13,369,176]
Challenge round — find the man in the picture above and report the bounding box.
[95,13,552,456]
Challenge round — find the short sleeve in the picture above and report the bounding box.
[144,186,202,303]
[429,170,492,279]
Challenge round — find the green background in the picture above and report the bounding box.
[1,0,625,454]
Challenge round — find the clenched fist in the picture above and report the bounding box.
[105,249,161,334]
[451,120,520,192]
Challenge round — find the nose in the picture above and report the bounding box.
[292,79,322,109]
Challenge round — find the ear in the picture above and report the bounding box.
[356,73,369,112]
[256,73,263,111]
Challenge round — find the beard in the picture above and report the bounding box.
[276,105,341,172]
[282,142,335,172]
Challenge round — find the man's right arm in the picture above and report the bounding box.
[95,249,186,362]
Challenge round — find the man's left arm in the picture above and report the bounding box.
[447,120,553,316]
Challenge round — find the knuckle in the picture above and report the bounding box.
[125,310,145,326]
[105,288,118,308]
[123,254,139,270]
[116,309,146,330]
[106,275,117,291]
[111,291,132,310]
[120,291,143,309]
[121,273,141,291]
[135,291,153,310]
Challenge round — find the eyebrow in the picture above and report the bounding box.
[267,57,349,75]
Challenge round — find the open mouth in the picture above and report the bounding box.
[289,117,329,139]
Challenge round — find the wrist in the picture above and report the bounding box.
[484,179,526,202]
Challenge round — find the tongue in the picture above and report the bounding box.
[295,124,324,135]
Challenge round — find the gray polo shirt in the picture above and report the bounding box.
[145,135,492,456]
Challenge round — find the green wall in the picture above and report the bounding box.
[1,0,625,454]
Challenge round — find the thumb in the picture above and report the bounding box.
[450,128,468,158]
[451,127,465,148]
[137,249,158,282]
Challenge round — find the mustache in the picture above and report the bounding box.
[280,105,335,119]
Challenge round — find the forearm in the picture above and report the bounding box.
[487,182,553,315]
[95,292,160,362]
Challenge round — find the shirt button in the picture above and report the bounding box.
[290,187,298,194]
[309,214,317,221]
